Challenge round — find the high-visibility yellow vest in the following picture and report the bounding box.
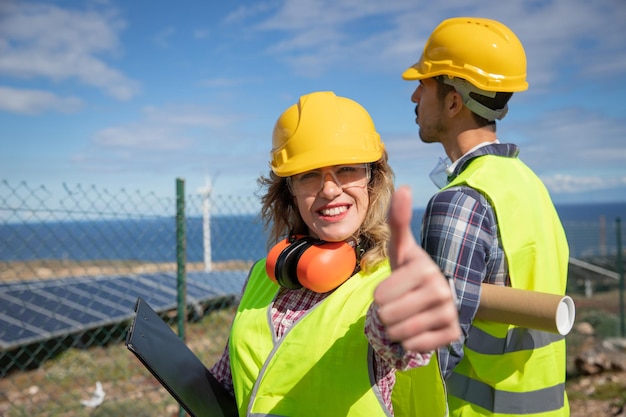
[443,154,570,416]
[230,259,448,417]
[393,361,448,417]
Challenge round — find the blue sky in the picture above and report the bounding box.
[1,0,626,209]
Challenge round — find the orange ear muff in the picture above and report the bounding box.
[266,235,313,289]
[296,241,357,293]
[274,236,317,290]
[266,236,293,285]
[265,235,357,293]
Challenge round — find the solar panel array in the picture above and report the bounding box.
[0,270,247,350]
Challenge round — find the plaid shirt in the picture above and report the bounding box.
[210,272,430,414]
[421,143,515,378]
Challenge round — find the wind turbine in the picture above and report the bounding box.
[197,172,219,272]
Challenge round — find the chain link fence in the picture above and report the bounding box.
[0,178,624,416]
[0,179,266,416]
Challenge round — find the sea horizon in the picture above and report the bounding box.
[1,201,624,263]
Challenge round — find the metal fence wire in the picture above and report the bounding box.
[0,179,623,416]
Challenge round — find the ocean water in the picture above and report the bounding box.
[0,215,268,264]
[1,202,624,263]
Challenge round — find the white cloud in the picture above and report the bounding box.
[541,174,626,194]
[199,77,255,88]
[222,2,275,25]
[140,105,241,129]
[0,1,140,101]
[92,125,192,151]
[90,104,240,151]
[193,28,211,39]
[68,101,267,180]
[510,1,626,90]
[511,108,626,175]
[153,26,176,48]
[224,0,626,85]
[0,85,82,114]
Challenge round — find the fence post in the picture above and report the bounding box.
[176,178,187,417]
[616,217,624,337]
[176,178,187,340]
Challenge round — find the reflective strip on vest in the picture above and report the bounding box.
[448,373,565,414]
[465,325,564,355]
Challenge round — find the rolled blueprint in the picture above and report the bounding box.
[475,284,576,335]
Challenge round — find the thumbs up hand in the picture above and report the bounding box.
[374,186,460,352]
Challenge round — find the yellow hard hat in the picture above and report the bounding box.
[270,91,384,177]
[402,17,528,92]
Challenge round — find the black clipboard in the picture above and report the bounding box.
[125,297,238,417]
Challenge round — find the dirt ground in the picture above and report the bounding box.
[567,369,626,417]
[567,291,626,417]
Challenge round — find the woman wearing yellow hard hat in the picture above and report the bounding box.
[403,17,570,417]
[209,91,460,416]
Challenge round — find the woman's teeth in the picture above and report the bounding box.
[320,206,347,216]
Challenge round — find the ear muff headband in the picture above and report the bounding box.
[265,235,358,293]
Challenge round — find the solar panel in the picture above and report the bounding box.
[0,270,247,350]
[189,270,249,294]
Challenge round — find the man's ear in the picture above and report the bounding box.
[445,90,464,118]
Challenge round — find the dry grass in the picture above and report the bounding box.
[0,304,237,416]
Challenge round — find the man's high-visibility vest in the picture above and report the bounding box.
[443,154,569,417]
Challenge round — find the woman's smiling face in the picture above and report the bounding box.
[292,165,369,242]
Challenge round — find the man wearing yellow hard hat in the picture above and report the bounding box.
[402,17,570,417]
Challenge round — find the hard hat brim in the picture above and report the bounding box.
[402,64,425,81]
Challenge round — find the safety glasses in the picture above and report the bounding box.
[287,164,371,196]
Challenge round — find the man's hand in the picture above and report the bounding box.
[374,186,460,352]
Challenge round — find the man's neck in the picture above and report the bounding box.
[445,127,497,162]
